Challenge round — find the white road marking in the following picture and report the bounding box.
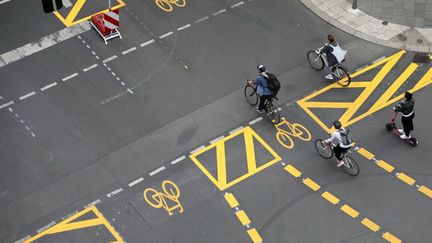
[170,155,186,165]
[37,221,56,233]
[128,177,144,187]
[19,91,36,100]
[25,126,30,131]
[0,0,12,5]
[195,16,209,23]
[106,67,111,71]
[277,107,282,111]
[103,55,118,63]
[372,56,386,64]
[121,82,125,85]
[8,108,13,112]
[140,39,155,47]
[20,120,24,123]
[127,88,134,94]
[149,166,166,176]
[107,188,123,198]
[15,235,30,243]
[210,135,225,144]
[177,24,191,31]
[159,31,173,39]
[91,51,96,56]
[229,126,244,134]
[190,145,205,154]
[31,132,36,138]
[83,64,98,72]
[40,82,58,91]
[62,73,78,82]
[111,72,116,76]
[213,9,226,16]
[62,0,73,7]
[249,117,263,125]
[231,1,244,8]
[85,45,90,49]
[85,199,101,208]
[122,47,137,55]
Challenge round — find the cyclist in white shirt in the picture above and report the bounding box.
[320,34,347,80]
[324,120,351,167]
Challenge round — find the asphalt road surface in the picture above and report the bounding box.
[0,0,431,242]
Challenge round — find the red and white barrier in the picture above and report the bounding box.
[90,9,122,44]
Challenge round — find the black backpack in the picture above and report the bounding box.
[263,72,281,94]
[339,128,353,146]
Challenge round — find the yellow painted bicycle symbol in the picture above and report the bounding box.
[155,0,186,12]
[275,117,312,149]
[144,180,184,216]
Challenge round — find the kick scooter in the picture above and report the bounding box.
[385,111,418,146]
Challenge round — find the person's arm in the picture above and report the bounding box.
[394,101,404,112]
[324,132,337,144]
[320,44,333,54]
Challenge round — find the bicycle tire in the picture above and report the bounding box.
[315,139,333,159]
[162,180,181,199]
[292,123,312,141]
[144,188,163,208]
[266,104,280,124]
[244,84,258,106]
[155,0,173,12]
[307,51,324,71]
[276,132,294,149]
[334,66,351,87]
[342,155,360,176]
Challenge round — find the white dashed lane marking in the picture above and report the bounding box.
[177,24,191,31]
[140,39,155,47]
[159,31,173,39]
[40,82,57,91]
[83,64,98,72]
[170,155,186,165]
[0,101,14,110]
[195,16,209,23]
[62,73,78,82]
[19,91,36,100]
[103,55,118,63]
[213,9,226,16]
[149,166,166,176]
[128,177,144,187]
[231,1,244,8]
[122,47,137,55]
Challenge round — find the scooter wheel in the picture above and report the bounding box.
[385,123,393,131]
[409,138,418,147]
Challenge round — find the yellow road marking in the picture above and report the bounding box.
[284,164,302,178]
[216,143,227,186]
[321,191,340,205]
[418,185,432,198]
[303,178,321,191]
[357,148,375,160]
[49,218,101,234]
[376,160,395,173]
[340,204,359,218]
[396,172,416,186]
[361,218,380,232]
[224,193,239,208]
[247,228,263,243]
[235,210,251,226]
[64,0,86,24]
[382,232,402,243]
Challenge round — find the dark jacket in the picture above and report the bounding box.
[395,99,415,116]
[320,42,338,67]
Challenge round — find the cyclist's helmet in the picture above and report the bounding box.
[257,65,266,73]
[333,120,342,129]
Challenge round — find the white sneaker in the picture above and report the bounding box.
[337,160,344,167]
[397,129,404,134]
[325,74,334,80]
[400,134,411,139]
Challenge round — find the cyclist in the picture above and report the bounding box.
[324,120,351,167]
[394,91,415,139]
[319,34,347,80]
[248,65,275,113]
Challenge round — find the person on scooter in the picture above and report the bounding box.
[394,91,415,139]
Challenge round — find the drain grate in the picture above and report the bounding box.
[413,52,431,63]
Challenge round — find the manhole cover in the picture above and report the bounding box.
[413,52,431,63]
[397,34,407,41]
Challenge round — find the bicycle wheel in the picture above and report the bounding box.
[144,188,163,208]
[292,123,312,141]
[342,155,360,176]
[276,132,294,149]
[266,104,280,124]
[334,66,351,87]
[155,0,173,12]
[315,139,333,159]
[244,84,258,106]
[307,51,324,71]
[162,180,181,199]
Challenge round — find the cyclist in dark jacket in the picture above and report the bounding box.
[394,91,415,139]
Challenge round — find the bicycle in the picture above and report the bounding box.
[144,180,184,215]
[314,138,359,176]
[275,117,312,149]
[155,0,186,12]
[307,46,351,87]
[245,80,280,124]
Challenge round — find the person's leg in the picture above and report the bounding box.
[257,95,267,111]
[401,116,411,137]
[333,146,344,167]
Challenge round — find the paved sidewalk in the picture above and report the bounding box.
[300,0,432,52]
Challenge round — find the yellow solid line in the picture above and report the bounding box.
[418,185,432,198]
[224,193,239,208]
[361,218,380,232]
[48,218,102,234]
[247,228,263,243]
[244,127,258,173]
[303,178,321,191]
[235,210,251,226]
[376,160,395,173]
[340,204,360,218]
[65,0,87,24]
[216,142,228,187]
[396,172,416,186]
[284,164,302,178]
[382,232,402,243]
[321,191,340,205]
[92,207,125,243]
[297,101,353,108]
[357,148,375,160]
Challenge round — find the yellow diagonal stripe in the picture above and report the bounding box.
[396,172,416,186]
[65,0,87,24]
[247,228,263,243]
[361,218,380,232]
[49,218,102,234]
[303,178,321,191]
[321,191,340,205]
[376,160,395,173]
[382,232,402,243]
[418,185,432,198]
[235,210,251,226]
[340,204,359,218]
[357,148,375,160]
[285,164,301,178]
[224,193,239,208]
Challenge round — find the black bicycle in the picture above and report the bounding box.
[307,47,351,87]
[245,80,280,124]
[314,138,359,176]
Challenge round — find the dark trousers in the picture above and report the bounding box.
[258,95,273,111]
[401,113,414,136]
[334,145,350,160]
